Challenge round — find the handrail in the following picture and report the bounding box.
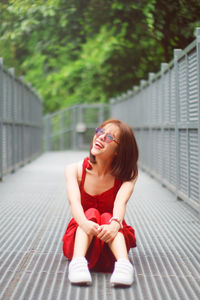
[110,27,200,212]
[0,58,43,180]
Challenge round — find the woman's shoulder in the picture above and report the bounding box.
[65,160,82,177]
[65,157,90,183]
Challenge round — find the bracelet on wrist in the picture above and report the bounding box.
[109,217,123,229]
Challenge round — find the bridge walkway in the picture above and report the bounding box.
[0,151,199,300]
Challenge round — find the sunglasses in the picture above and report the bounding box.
[95,128,119,144]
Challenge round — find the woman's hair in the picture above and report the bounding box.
[89,119,138,181]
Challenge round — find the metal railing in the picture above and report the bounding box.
[43,103,110,151]
[110,28,200,212]
[0,58,43,180]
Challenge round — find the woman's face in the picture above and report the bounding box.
[91,123,120,159]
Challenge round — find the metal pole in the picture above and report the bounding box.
[78,105,83,149]
[60,111,64,150]
[99,103,104,125]
[8,68,16,173]
[196,28,200,213]
[161,63,168,182]
[20,77,25,165]
[45,115,51,151]
[72,106,77,150]
[0,58,3,180]
[174,49,182,200]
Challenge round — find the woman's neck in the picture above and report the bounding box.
[93,157,112,177]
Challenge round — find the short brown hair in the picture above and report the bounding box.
[89,119,138,181]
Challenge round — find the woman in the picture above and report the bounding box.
[62,119,138,286]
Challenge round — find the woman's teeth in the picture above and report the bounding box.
[95,141,104,149]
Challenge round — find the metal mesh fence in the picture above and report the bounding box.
[110,28,200,212]
[0,59,43,180]
[43,104,110,151]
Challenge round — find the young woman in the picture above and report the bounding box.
[62,119,138,286]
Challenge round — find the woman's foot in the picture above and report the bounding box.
[110,258,135,286]
[68,257,92,285]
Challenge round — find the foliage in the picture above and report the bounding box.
[0,0,199,113]
[152,0,200,61]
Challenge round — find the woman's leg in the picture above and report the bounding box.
[68,208,101,284]
[68,226,94,284]
[108,232,129,260]
[108,233,135,286]
[101,213,135,286]
[72,207,101,258]
[101,212,129,260]
[72,226,93,258]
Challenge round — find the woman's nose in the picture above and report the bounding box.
[99,133,106,141]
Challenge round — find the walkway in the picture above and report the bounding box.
[0,152,199,300]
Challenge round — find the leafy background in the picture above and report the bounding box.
[0,0,200,114]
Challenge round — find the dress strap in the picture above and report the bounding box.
[80,157,91,188]
[81,157,122,192]
[114,178,123,191]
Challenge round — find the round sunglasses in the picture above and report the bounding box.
[95,128,119,144]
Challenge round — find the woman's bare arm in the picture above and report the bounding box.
[65,162,99,235]
[112,178,137,222]
[97,177,137,242]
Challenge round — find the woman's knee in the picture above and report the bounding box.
[85,208,101,223]
[101,212,112,225]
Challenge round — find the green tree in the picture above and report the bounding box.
[151,0,200,61]
[0,0,199,113]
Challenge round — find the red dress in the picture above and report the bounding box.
[62,157,136,272]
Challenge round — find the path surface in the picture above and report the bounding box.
[0,151,199,300]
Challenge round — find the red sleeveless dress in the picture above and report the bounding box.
[62,157,136,272]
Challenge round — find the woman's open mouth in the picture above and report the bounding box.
[94,141,104,150]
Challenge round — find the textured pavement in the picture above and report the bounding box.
[0,151,199,300]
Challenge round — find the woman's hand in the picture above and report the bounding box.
[80,220,100,236]
[97,222,120,243]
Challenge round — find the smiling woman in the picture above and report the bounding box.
[62,119,139,286]
[90,119,138,181]
[95,127,119,144]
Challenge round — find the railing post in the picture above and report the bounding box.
[174,49,182,200]
[196,27,200,212]
[9,68,16,173]
[161,63,168,181]
[148,73,154,172]
[99,104,104,125]
[60,111,64,150]
[0,58,3,180]
[77,105,83,149]
[19,76,25,165]
[45,115,51,151]
[72,106,77,149]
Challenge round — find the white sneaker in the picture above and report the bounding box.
[110,259,135,286]
[68,257,92,285]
